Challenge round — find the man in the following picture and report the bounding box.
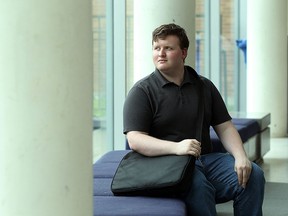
[123,23,265,216]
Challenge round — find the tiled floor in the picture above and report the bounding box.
[260,138,288,183]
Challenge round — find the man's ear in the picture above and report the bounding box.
[182,48,188,61]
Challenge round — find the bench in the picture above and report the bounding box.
[93,113,270,216]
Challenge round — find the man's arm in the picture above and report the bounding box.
[126,131,201,158]
[213,120,252,188]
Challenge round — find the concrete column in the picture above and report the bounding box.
[247,0,287,137]
[0,1,93,216]
[133,0,196,82]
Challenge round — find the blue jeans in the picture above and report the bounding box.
[180,153,265,216]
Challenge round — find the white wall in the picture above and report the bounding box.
[133,0,195,82]
[0,1,93,215]
[247,0,287,137]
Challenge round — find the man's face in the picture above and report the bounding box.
[152,35,187,73]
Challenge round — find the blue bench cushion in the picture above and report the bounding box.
[93,117,264,216]
[94,178,113,196]
[210,128,226,153]
[97,150,130,163]
[93,150,131,178]
[94,196,186,216]
[232,119,260,140]
[210,125,253,148]
[94,150,187,216]
[93,162,120,178]
[126,119,260,151]
[211,119,260,152]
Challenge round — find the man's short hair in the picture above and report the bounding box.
[152,23,190,50]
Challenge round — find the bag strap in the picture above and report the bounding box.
[195,77,205,142]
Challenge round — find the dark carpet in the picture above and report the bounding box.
[216,182,288,216]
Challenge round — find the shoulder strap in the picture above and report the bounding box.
[195,77,205,142]
[183,65,205,142]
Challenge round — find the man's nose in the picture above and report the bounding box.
[158,48,166,56]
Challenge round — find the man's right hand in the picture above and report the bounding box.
[176,139,201,158]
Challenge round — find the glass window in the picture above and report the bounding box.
[126,0,134,93]
[196,0,243,111]
[220,0,236,110]
[92,0,108,161]
[93,0,246,160]
[93,0,134,160]
[195,0,206,76]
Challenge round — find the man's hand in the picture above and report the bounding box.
[234,157,252,188]
[176,139,201,158]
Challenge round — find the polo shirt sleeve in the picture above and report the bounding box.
[123,85,153,134]
[205,78,232,126]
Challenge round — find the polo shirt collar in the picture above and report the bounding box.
[154,66,198,87]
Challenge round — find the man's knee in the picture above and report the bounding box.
[251,163,265,184]
[250,163,266,194]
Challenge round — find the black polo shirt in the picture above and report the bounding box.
[123,66,231,154]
